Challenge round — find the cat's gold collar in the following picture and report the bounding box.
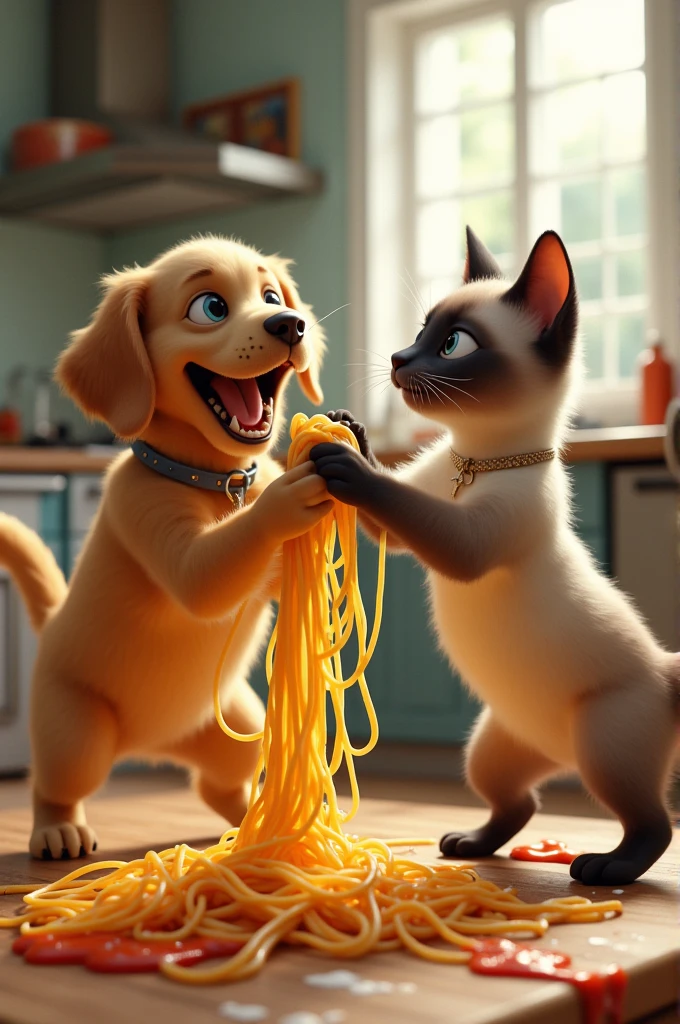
[449,447,556,499]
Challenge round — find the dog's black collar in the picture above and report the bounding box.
[131,440,257,509]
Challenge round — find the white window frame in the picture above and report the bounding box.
[347,0,679,432]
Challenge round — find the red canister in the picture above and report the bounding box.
[11,119,113,172]
[640,334,674,425]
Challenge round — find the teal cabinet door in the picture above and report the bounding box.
[39,489,68,575]
[567,463,609,571]
[341,536,479,743]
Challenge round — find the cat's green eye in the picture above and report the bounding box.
[440,329,478,360]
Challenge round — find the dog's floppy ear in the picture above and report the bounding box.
[266,254,325,405]
[55,266,155,439]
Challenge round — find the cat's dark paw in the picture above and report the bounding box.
[310,442,379,508]
[570,818,672,885]
[439,830,500,859]
[326,409,377,466]
[570,852,642,885]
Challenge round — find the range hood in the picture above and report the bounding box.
[0,0,321,233]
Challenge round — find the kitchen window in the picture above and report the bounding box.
[349,0,678,438]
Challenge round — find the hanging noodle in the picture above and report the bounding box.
[0,414,622,983]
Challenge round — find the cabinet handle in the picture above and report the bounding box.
[634,478,680,493]
[85,487,102,501]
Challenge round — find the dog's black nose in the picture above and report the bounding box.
[263,311,306,346]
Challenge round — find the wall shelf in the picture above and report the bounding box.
[0,142,323,234]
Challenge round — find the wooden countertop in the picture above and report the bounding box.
[0,447,121,474]
[1,773,678,1024]
[0,425,665,476]
[377,424,667,468]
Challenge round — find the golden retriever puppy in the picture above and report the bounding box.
[0,235,332,859]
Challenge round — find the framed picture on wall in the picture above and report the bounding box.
[183,78,301,159]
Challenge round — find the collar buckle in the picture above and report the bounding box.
[224,465,257,509]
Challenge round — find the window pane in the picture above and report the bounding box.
[560,179,602,243]
[416,116,459,199]
[415,18,514,114]
[604,71,645,163]
[532,0,644,87]
[421,277,457,307]
[461,103,514,187]
[617,312,646,378]
[460,192,513,259]
[415,32,458,115]
[532,81,601,175]
[416,200,460,277]
[572,255,603,302]
[615,249,646,297]
[582,316,605,379]
[611,167,646,237]
[456,19,515,103]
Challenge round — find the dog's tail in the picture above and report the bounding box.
[0,513,67,631]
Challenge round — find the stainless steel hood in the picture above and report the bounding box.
[0,0,321,234]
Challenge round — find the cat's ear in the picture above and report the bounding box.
[463,226,503,284]
[502,230,577,368]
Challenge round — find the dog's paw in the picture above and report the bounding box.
[30,822,98,861]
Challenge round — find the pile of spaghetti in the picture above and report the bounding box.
[0,414,622,983]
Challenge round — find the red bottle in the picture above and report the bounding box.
[640,333,674,425]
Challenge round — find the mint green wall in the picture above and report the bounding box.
[106,0,348,413]
[0,0,105,439]
[0,220,105,437]
[0,0,49,171]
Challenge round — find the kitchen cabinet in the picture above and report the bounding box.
[611,462,679,650]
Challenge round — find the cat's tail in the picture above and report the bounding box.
[0,513,67,631]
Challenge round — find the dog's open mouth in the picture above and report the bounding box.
[185,361,291,444]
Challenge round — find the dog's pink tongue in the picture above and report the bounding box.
[211,376,263,427]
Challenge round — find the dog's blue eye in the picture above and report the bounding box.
[187,292,228,324]
[440,329,478,360]
[264,290,282,305]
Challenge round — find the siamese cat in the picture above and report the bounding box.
[311,228,679,885]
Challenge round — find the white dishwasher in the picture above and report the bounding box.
[611,463,680,651]
[0,475,67,774]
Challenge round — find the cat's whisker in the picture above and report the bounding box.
[348,373,391,390]
[346,367,390,377]
[419,372,480,404]
[419,374,474,383]
[419,376,451,408]
[414,374,433,406]
[421,375,464,414]
[304,303,350,335]
[403,268,427,319]
[416,376,442,407]
[360,377,395,398]
[401,288,424,318]
[356,347,391,365]
[400,274,426,320]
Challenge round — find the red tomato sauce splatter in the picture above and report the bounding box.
[509,838,579,864]
[13,932,240,973]
[469,938,626,1024]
